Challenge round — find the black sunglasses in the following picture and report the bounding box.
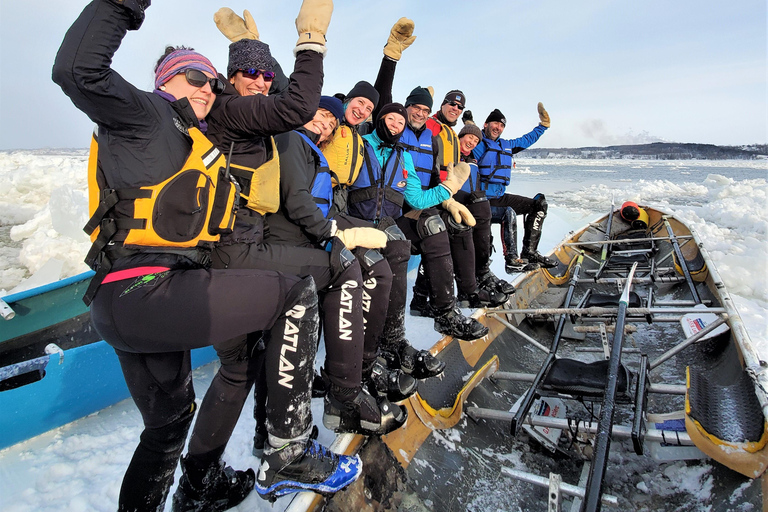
[239,69,276,81]
[447,101,465,111]
[184,69,226,95]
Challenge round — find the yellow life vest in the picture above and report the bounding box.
[84,126,237,251]
[432,119,459,180]
[228,137,281,215]
[322,125,364,186]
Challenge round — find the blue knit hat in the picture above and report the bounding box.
[319,96,344,120]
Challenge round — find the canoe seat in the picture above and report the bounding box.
[607,253,650,266]
[541,358,632,398]
[584,292,642,308]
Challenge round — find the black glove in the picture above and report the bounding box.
[109,0,151,30]
[462,110,473,124]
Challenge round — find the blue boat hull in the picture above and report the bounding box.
[0,272,216,450]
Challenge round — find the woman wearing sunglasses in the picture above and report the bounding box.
[53,1,359,511]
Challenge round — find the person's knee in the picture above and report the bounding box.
[533,193,548,214]
[417,213,447,239]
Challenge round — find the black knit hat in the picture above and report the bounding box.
[227,39,273,78]
[346,81,380,108]
[375,102,408,145]
[458,123,483,141]
[485,108,506,125]
[442,89,466,107]
[377,102,408,122]
[405,86,433,110]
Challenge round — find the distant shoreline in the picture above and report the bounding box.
[525,142,767,160]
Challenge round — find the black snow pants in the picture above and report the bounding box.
[90,264,318,512]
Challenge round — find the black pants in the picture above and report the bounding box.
[395,208,455,313]
[91,266,318,512]
[212,238,393,388]
[449,190,493,293]
[488,193,547,254]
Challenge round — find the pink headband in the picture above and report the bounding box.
[154,50,218,90]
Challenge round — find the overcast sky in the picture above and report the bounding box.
[1,0,766,150]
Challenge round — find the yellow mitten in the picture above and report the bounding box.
[336,227,387,250]
[295,0,334,55]
[440,162,471,195]
[426,86,434,98]
[442,198,476,227]
[214,8,259,42]
[538,102,550,128]
[383,17,416,61]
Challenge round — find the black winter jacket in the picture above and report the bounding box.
[52,0,207,270]
[266,128,334,247]
[206,52,324,244]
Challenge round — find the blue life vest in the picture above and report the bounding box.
[460,160,481,194]
[476,137,514,198]
[399,126,434,190]
[296,131,333,218]
[347,143,407,224]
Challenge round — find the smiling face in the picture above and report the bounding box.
[344,97,375,126]
[229,70,270,97]
[441,101,464,123]
[460,134,480,154]
[406,104,430,130]
[162,71,216,120]
[304,109,338,143]
[484,121,506,141]
[383,112,406,136]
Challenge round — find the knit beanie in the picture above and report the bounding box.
[442,89,466,107]
[346,81,380,108]
[319,95,344,120]
[405,86,433,109]
[458,123,483,142]
[375,102,408,145]
[485,108,506,125]
[227,38,273,78]
[155,50,218,90]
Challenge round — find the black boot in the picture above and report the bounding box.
[520,249,558,268]
[322,382,407,436]
[409,288,435,317]
[252,423,268,458]
[505,255,538,274]
[364,357,418,402]
[172,456,255,512]
[478,269,516,296]
[255,435,361,501]
[434,306,489,341]
[457,286,508,308]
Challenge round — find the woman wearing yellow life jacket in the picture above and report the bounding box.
[53,1,360,510]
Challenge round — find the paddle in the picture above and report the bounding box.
[594,197,615,280]
[581,261,638,512]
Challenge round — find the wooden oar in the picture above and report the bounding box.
[581,261,638,512]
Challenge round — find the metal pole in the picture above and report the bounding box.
[649,315,728,369]
[663,216,701,304]
[582,262,638,512]
[501,468,619,507]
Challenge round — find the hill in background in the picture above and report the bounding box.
[525,142,767,160]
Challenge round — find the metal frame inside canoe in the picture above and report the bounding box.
[0,271,216,450]
[285,206,767,511]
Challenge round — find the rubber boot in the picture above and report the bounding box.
[433,305,489,341]
[322,373,407,436]
[172,454,255,512]
[363,356,418,402]
[381,340,446,380]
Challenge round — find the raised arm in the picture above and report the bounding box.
[52,0,156,133]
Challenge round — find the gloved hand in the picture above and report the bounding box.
[462,110,474,124]
[336,227,387,250]
[440,161,471,195]
[442,198,476,227]
[295,0,334,56]
[383,17,416,61]
[426,86,434,98]
[214,8,260,42]
[538,102,550,128]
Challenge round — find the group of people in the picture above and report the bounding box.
[52,1,553,511]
